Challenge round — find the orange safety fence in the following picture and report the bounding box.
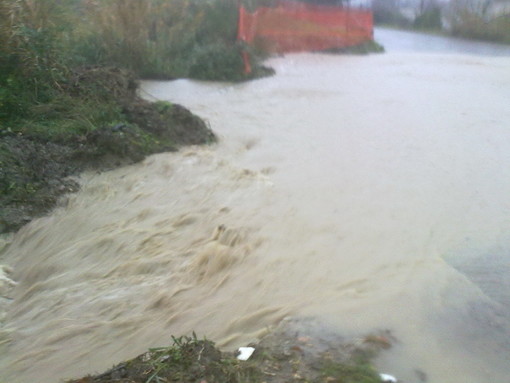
[238,0,373,72]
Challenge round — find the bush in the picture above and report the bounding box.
[189,43,246,81]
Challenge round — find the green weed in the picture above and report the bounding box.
[319,359,382,383]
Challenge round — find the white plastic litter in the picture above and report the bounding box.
[237,347,255,361]
[0,265,16,296]
[379,373,397,382]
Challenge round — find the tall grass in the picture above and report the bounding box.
[70,0,249,80]
[74,0,197,75]
[1,0,260,86]
[78,0,154,71]
[0,0,75,121]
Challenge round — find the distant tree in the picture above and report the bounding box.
[448,0,495,19]
[372,0,410,25]
[417,0,439,14]
[445,0,510,42]
[414,0,443,29]
[301,0,345,5]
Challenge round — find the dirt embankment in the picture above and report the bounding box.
[0,67,216,234]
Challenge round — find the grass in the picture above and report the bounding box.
[322,40,385,55]
[319,359,382,383]
[0,0,269,125]
[66,0,267,81]
[67,334,262,383]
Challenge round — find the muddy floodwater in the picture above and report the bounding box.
[1,29,510,383]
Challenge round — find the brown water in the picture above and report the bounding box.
[2,30,510,383]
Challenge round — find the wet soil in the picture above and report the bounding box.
[0,67,216,234]
[66,318,395,383]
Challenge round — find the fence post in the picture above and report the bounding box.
[346,0,350,43]
[237,3,252,74]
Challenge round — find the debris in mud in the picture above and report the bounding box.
[66,318,394,383]
[237,347,256,360]
[362,333,395,351]
[379,373,398,382]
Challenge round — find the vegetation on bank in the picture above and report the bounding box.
[0,0,271,131]
[0,65,216,233]
[0,0,269,233]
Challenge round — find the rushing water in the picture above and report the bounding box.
[1,29,510,383]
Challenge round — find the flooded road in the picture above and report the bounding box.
[2,29,510,383]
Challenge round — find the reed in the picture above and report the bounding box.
[0,0,73,120]
[75,0,240,79]
[2,0,264,83]
[78,0,153,71]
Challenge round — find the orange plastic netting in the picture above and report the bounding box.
[238,0,373,54]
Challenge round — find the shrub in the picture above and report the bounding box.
[189,43,246,81]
